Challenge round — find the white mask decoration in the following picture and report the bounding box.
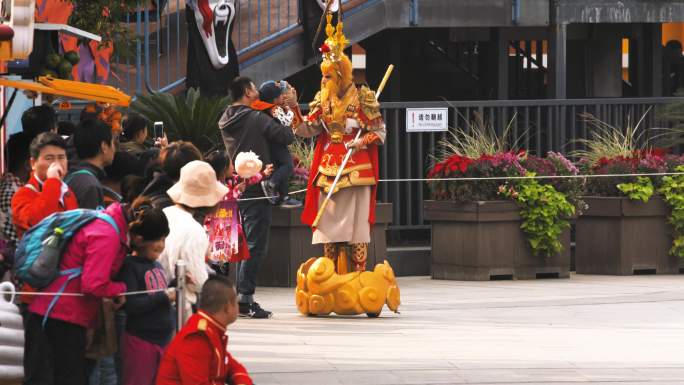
[316,0,339,12]
[187,0,236,69]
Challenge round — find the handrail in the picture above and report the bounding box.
[379,97,684,109]
[110,0,381,95]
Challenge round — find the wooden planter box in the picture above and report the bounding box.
[257,203,393,287]
[424,200,570,280]
[575,197,681,275]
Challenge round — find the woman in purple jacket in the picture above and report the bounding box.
[23,199,162,385]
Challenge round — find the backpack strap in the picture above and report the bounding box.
[102,186,123,204]
[42,267,82,328]
[95,213,120,236]
[64,169,96,184]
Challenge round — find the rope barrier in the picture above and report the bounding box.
[378,171,684,183]
[235,172,684,202]
[0,288,168,297]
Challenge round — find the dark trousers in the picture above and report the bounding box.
[237,200,272,300]
[24,312,87,385]
[270,143,294,198]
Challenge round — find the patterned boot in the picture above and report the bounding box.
[351,243,368,272]
[323,243,339,263]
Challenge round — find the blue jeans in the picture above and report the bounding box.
[237,200,272,302]
[88,356,117,385]
[270,143,294,198]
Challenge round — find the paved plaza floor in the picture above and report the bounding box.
[230,274,684,385]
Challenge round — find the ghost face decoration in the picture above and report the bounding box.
[189,0,235,69]
[316,0,339,12]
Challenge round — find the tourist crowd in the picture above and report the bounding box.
[0,76,301,385]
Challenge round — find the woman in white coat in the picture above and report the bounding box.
[159,161,228,323]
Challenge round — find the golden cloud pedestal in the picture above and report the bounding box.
[295,257,401,317]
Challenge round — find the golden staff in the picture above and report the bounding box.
[312,64,394,228]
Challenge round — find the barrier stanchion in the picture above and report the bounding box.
[175,260,187,331]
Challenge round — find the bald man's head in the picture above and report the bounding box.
[199,275,237,314]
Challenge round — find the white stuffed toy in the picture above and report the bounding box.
[234,151,263,179]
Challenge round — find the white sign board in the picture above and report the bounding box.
[406,108,449,132]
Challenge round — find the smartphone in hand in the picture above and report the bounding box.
[153,121,164,139]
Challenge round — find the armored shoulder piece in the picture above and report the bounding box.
[358,86,381,122]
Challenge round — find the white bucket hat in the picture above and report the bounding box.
[167,160,229,208]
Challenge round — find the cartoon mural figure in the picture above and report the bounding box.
[186,0,239,96]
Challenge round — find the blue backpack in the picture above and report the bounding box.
[14,209,120,288]
[14,209,120,326]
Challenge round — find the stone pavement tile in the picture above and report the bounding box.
[453,361,577,369]
[398,369,467,384]
[230,275,684,385]
[335,371,406,385]
[329,359,456,372]
[457,368,587,384]
[251,370,466,385]
[633,367,684,381]
[254,372,344,385]
[239,356,336,374]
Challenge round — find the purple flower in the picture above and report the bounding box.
[547,152,579,175]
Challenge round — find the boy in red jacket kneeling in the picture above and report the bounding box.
[156,276,252,385]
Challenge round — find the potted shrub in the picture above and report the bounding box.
[257,138,394,287]
[574,114,684,275]
[425,121,577,280]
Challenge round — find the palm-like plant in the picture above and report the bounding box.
[130,88,230,152]
[433,112,521,162]
[571,112,649,164]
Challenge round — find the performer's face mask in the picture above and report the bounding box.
[189,0,236,69]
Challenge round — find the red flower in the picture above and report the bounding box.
[459,158,472,173]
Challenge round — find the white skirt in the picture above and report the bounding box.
[312,186,371,244]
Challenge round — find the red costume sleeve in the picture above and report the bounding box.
[226,351,253,385]
[175,334,221,385]
[301,133,328,228]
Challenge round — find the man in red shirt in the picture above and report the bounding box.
[156,276,253,385]
[12,132,78,237]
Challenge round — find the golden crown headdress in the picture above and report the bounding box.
[319,11,349,64]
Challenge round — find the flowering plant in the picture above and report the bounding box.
[521,152,585,212]
[428,152,526,202]
[579,149,683,197]
[427,118,584,257]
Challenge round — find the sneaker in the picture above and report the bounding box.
[260,181,279,205]
[239,302,273,319]
[279,196,303,208]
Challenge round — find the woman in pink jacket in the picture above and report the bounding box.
[23,199,165,385]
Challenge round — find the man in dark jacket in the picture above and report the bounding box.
[66,119,116,209]
[218,76,295,318]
